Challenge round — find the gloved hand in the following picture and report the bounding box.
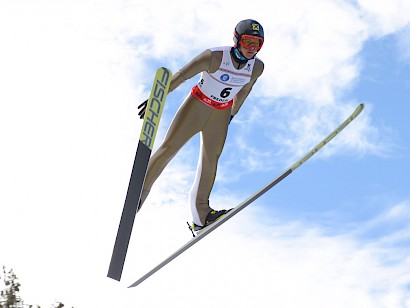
[138,99,148,119]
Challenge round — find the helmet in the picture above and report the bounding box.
[233,19,264,48]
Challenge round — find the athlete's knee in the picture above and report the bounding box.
[203,150,222,165]
[161,138,183,156]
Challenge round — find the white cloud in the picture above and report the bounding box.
[357,0,410,36]
[259,0,367,104]
[396,24,410,63]
[351,201,410,246]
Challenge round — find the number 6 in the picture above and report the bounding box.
[220,87,232,98]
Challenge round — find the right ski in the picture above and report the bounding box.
[107,67,172,281]
[128,103,365,288]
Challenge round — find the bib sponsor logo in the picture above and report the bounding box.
[220,74,230,82]
[231,77,246,84]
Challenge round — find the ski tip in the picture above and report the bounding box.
[352,103,365,118]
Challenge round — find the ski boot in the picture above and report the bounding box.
[188,209,232,237]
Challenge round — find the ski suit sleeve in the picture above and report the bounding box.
[168,49,216,92]
[231,58,264,116]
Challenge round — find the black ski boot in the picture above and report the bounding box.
[189,209,232,236]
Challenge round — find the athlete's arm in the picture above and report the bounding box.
[139,49,218,119]
[231,58,264,116]
[168,49,217,92]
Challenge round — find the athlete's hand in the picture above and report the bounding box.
[138,99,148,119]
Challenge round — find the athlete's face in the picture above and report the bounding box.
[238,45,259,59]
[237,34,263,59]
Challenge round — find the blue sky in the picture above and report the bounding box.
[1,0,410,307]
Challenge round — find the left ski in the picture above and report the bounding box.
[107,67,172,281]
[128,103,365,288]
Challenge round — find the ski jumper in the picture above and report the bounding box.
[139,46,264,226]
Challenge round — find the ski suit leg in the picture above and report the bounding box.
[140,95,212,207]
[189,107,231,226]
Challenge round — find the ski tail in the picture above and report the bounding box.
[127,103,365,288]
[107,67,172,281]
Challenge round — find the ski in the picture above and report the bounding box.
[108,67,172,281]
[128,103,365,288]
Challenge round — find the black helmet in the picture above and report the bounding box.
[233,19,264,47]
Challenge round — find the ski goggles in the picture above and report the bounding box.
[239,34,264,50]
